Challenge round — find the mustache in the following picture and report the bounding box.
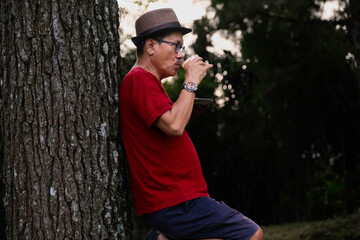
[176,59,183,65]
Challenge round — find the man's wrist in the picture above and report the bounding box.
[183,82,198,92]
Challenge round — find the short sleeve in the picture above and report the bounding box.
[129,73,172,127]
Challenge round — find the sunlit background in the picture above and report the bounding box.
[116,1,360,239]
[118,0,340,55]
[117,0,342,106]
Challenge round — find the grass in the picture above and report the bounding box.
[262,222,309,240]
[262,209,360,240]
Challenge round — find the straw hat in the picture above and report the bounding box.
[131,8,192,46]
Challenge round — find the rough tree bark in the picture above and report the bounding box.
[349,0,360,105]
[0,0,132,239]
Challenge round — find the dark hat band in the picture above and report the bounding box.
[138,21,182,37]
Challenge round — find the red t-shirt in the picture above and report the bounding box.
[119,67,209,215]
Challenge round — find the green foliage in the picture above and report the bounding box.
[120,48,136,78]
[262,210,360,240]
[119,0,360,225]
[133,0,159,9]
[301,210,360,240]
[184,0,360,225]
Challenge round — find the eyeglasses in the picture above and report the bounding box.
[155,39,185,54]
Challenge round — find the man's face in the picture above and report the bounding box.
[152,31,184,80]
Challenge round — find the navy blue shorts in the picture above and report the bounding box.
[145,197,260,240]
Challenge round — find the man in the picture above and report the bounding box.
[119,8,263,240]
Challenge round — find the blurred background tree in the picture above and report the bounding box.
[120,0,360,226]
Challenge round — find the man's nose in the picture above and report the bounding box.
[176,50,184,58]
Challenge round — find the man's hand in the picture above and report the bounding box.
[157,232,169,240]
[182,55,213,85]
[154,55,213,136]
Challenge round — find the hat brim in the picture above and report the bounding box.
[131,26,192,46]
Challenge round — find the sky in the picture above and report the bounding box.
[118,0,340,56]
[118,0,236,56]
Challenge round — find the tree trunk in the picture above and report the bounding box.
[349,0,360,105]
[0,0,133,239]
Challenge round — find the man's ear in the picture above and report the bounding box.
[145,38,156,56]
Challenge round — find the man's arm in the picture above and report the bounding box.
[154,56,213,136]
[154,89,195,136]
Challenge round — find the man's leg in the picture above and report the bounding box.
[157,232,222,240]
[249,228,263,240]
[158,235,222,240]
[156,232,168,240]
[157,230,263,240]
[146,197,260,240]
